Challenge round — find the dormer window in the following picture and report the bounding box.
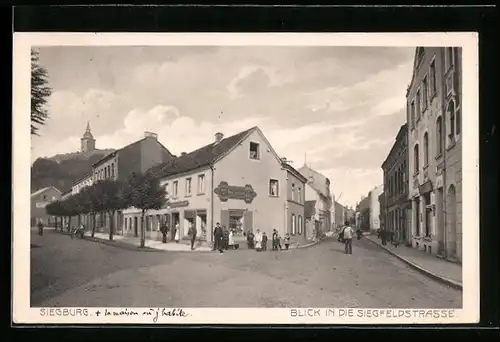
[249,142,260,160]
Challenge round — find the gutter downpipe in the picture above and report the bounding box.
[441,47,448,259]
[210,163,215,244]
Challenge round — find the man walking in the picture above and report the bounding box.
[343,220,354,255]
[189,224,197,250]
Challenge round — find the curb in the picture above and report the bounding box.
[365,236,463,291]
[51,229,214,253]
[296,236,332,249]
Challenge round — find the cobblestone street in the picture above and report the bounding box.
[31,229,462,308]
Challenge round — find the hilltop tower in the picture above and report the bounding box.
[80,121,96,153]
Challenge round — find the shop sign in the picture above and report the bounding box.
[214,181,257,204]
[163,200,189,209]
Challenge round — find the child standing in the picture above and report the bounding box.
[284,233,291,250]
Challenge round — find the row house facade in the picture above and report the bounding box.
[298,164,333,233]
[381,123,410,244]
[63,128,175,233]
[368,185,383,231]
[407,46,462,262]
[121,127,307,245]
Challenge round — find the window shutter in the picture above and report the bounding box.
[243,211,253,233]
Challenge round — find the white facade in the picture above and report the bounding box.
[71,173,94,195]
[369,185,383,230]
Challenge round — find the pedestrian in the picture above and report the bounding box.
[174,223,180,243]
[160,222,169,243]
[261,232,268,251]
[222,226,229,250]
[37,219,44,236]
[343,220,354,255]
[213,222,224,253]
[246,231,255,249]
[254,229,263,251]
[381,228,387,246]
[284,233,291,250]
[272,229,279,251]
[188,223,197,250]
[228,229,235,249]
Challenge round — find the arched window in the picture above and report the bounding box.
[448,100,456,140]
[414,144,420,174]
[423,132,429,166]
[298,215,303,235]
[291,214,296,235]
[436,116,443,155]
[456,108,461,135]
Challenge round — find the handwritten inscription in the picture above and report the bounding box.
[214,181,257,204]
[95,308,188,322]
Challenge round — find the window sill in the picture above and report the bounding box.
[185,195,192,198]
[269,195,279,198]
[423,164,429,170]
[435,153,443,160]
[249,157,260,161]
[446,140,456,151]
[197,192,205,196]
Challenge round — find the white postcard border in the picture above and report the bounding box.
[12,32,479,325]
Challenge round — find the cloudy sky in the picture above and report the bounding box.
[32,45,415,208]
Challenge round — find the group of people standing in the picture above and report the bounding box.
[212,222,236,253]
[248,229,291,252]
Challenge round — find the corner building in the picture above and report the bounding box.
[122,126,306,244]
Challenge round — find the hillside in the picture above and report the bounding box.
[31,149,115,194]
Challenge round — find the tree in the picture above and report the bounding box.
[45,200,63,231]
[79,185,100,237]
[125,171,167,248]
[93,179,129,241]
[31,49,52,136]
[60,195,80,232]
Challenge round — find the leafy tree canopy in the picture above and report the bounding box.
[31,49,52,136]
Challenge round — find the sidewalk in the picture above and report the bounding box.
[91,232,212,252]
[364,234,462,290]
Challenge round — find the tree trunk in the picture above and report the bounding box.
[140,210,146,248]
[91,213,96,238]
[67,216,72,232]
[54,217,58,231]
[109,211,114,241]
[78,214,82,228]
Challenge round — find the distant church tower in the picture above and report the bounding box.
[80,122,96,153]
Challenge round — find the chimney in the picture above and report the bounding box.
[144,131,158,140]
[214,132,224,143]
[281,157,287,164]
[181,152,187,156]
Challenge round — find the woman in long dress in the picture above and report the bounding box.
[174,223,180,243]
[228,230,235,248]
[254,229,263,251]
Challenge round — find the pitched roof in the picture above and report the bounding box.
[31,186,61,198]
[304,200,316,218]
[92,136,174,168]
[282,162,308,183]
[149,127,256,179]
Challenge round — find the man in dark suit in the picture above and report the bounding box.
[213,222,224,253]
